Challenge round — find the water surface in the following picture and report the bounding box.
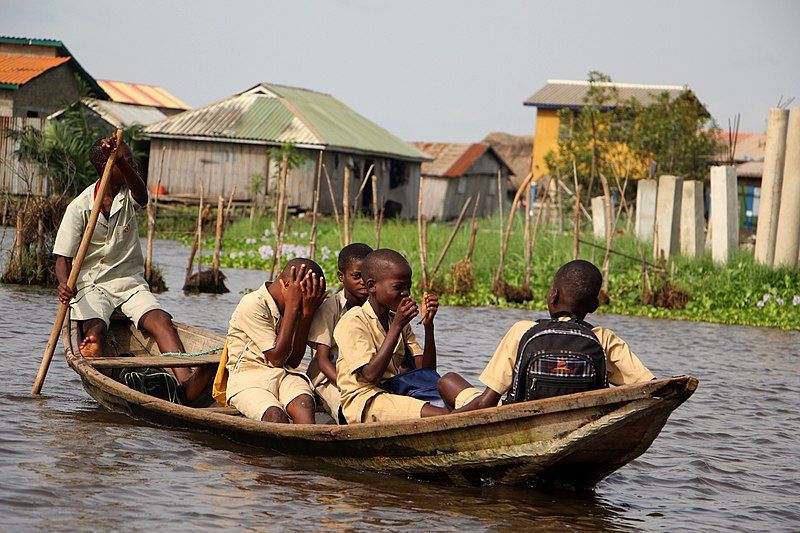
[0,235,798,531]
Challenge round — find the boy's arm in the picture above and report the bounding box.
[312,344,337,384]
[287,272,326,368]
[359,298,418,383]
[55,255,76,304]
[101,136,147,206]
[262,270,304,366]
[416,293,439,369]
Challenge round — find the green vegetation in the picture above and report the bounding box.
[187,213,800,330]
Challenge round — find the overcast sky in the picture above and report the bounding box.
[4,0,799,141]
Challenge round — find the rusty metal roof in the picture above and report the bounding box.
[48,98,168,128]
[410,142,514,178]
[524,79,693,110]
[97,80,190,110]
[145,83,428,161]
[0,54,70,86]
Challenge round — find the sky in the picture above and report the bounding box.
[3,0,799,142]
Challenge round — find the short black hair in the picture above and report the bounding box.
[338,243,373,272]
[552,260,602,312]
[279,257,325,280]
[88,138,106,175]
[363,248,410,282]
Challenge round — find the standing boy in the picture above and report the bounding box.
[306,243,373,422]
[334,249,449,424]
[54,135,211,402]
[225,259,326,423]
[439,260,655,411]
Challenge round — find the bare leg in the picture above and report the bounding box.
[438,372,474,409]
[421,403,450,417]
[79,319,107,358]
[285,394,316,424]
[139,309,213,402]
[261,406,290,423]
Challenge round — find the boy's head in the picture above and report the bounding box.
[337,243,373,302]
[278,257,325,282]
[363,249,412,312]
[89,137,136,185]
[547,260,602,319]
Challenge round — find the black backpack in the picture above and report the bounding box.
[505,313,608,403]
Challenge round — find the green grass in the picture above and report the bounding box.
[180,212,800,330]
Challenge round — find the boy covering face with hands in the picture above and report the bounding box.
[224,259,326,423]
[334,249,449,424]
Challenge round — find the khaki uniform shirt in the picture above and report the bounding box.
[225,283,295,399]
[480,318,655,396]
[334,300,424,424]
[53,183,147,305]
[306,289,350,385]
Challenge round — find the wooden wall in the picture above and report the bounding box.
[0,116,47,195]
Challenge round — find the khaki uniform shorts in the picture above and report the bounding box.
[362,392,427,423]
[454,387,484,409]
[229,372,314,421]
[314,378,341,422]
[72,286,162,328]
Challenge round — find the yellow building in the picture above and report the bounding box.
[523,79,693,181]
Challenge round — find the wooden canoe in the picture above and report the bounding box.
[62,314,698,488]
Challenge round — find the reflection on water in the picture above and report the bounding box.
[0,236,798,531]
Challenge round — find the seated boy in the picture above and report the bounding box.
[334,249,450,424]
[306,243,373,422]
[54,135,211,403]
[439,260,655,411]
[225,258,326,423]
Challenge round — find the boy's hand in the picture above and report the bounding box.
[57,282,76,304]
[301,272,326,318]
[281,265,306,312]
[420,293,439,326]
[392,298,419,331]
[100,135,126,158]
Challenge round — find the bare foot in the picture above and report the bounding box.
[80,335,104,358]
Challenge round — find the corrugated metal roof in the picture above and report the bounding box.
[97,80,190,110]
[524,79,691,110]
[0,36,64,48]
[84,98,167,127]
[0,54,69,85]
[145,83,428,161]
[410,142,513,178]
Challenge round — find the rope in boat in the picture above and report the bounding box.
[159,346,224,358]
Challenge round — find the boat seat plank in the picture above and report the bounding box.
[201,406,243,416]
[86,354,221,369]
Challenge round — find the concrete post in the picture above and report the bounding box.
[754,108,789,265]
[710,165,739,264]
[654,175,682,259]
[635,179,657,241]
[774,108,800,269]
[591,195,609,239]
[680,180,705,257]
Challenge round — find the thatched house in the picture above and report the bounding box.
[411,142,514,220]
[143,83,428,218]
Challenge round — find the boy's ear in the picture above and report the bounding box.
[587,298,599,314]
[337,270,344,283]
[365,278,376,292]
[548,287,559,305]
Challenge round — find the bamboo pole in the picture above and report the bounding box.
[322,164,343,247]
[32,129,123,394]
[371,172,381,248]
[352,164,375,219]
[343,164,351,246]
[494,173,534,285]
[309,150,323,260]
[430,196,472,280]
[465,193,481,262]
[211,195,224,284]
[523,179,533,288]
[223,185,237,227]
[598,172,614,295]
[572,160,581,260]
[184,181,204,288]
[417,182,429,290]
[145,146,165,284]
[530,186,550,256]
[270,153,290,278]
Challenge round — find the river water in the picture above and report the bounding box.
[0,233,798,531]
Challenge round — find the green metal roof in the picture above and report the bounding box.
[145,83,428,161]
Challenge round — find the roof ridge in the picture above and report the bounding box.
[546,79,687,91]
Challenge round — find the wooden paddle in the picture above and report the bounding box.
[32,129,123,395]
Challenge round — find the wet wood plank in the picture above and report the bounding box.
[86,354,221,368]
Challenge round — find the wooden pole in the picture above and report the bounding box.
[352,163,375,217]
[465,193,481,262]
[343,164,351,246]
[32,129,123,394]
[371,172,380,248]
[145,146,165,284]
[322,164,343,247]
[184,182,204,288]
[211,195,224,284]
[417,182,429,290]
[223,185,237,227]
[309,150,323,260]
[270,153,289,278]
[572,160,581,260]
[598,172,613,294]
[430,196,472,280]
[495,173,534,286]
[523,178,532,288]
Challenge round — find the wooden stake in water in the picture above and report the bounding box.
[322,164,343,248]
[343,164,351,246]
[32,129,123,395]
[211,195,224,285]
[145,146,165,285]
[430,196,472,281]
[309,150,323,260]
